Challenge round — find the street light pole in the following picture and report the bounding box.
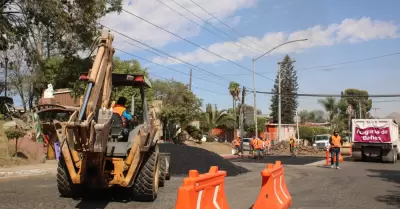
[252,39,308,140]
[252,58,257,138]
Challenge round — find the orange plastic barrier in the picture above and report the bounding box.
[174,166,229,209]
[325,148,344,166]
[252,161,292,209]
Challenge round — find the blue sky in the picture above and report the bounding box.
[97,0,400,117]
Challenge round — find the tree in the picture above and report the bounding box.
[200,104,234,134]
[245,117,267,133]
[298,110,325,123]
[153,80,203,129]
[340,88,372,119]
[270,55,299,123]
[318,97,347,130]
[228,82,240,100]
[2,0,123,105]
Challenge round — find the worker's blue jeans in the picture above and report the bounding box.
[330,147,340,166]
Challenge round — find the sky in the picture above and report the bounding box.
[94,0,400,117]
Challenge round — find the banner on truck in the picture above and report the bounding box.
[354,126,391,143]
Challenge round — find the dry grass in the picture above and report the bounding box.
[184,140,234,155]
[0,120,30,168]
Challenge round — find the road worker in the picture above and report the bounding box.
[329,130,343,169]
[289,136,296,157]
[113,97,135,134]
[255,137,264,160]
[263,138,269,156]
[232,136,243,157]
[250,137,257,157]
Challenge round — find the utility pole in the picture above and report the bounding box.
[278,62,281,142]
[372,108,380,118]
[240,86,246,141]
[358,100,362,119]
[188,69,192,92]
[295,110,299,142]
[252,59,257,138]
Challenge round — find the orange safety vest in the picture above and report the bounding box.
[113,104,127,126]
[233,139,240,146]
[256,139,264,150]
[290,138,295,147]
[331,135,341,148]
[251,138,257,148]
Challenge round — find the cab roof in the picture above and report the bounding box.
[79,72,152,88]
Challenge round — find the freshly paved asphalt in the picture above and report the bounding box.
[0,156,399,209]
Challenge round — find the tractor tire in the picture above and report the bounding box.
[132,145,161,201]
[57,156,83,198]
[159,156,167,188]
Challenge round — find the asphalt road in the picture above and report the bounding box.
[0,157,399,209]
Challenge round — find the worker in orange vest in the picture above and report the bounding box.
[255,137,264,160]
[329,130,343,169]
[289,136,296,157]
[250,137,257,156]
[113,97,135,133]
[232,136,243,157]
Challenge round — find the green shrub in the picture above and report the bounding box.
[5,129,26,140]
[299,126,330,143]
[185,125,202,141]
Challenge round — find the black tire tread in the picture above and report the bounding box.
[159,157,166,187]
[132,146,160,201]
[57,156,82,198]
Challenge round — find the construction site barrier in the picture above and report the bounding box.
[252,161,292,209]
[174,166,229,209]
[325,148,344,166]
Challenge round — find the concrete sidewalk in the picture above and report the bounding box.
[0,160,57,178]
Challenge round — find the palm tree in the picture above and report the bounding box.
[228,82,240,138]
[318,97,346,129]
[202,104,234,135]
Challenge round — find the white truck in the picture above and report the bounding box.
[351,119,400,163]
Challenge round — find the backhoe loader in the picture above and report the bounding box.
[56,30,167,201]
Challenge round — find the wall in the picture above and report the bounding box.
[266,124,296,142]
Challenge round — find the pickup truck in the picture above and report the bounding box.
[351,119,400,163]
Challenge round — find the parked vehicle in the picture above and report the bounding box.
[312,134,331,149]
[241,138,252,151]
[351,119,400,163]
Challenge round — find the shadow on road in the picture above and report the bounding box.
[367,169,400,208]
[71,188,132,209]
[229,155,325,165]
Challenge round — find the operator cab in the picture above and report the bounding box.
[79,72,152,144]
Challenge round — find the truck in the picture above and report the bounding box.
[351,119,400,163]
[56,30,169,201]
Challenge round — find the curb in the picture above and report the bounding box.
[0,168,57,178]
[221,154,251,159]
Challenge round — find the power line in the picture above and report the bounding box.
[119,9,274,81]
[188,0,266,50]
[103,25,226,81]
[214,52,400,75]
[155,0,260,54]
[148,72,230,96]
[115,48,225,87]
[255,91,400,98]
[101,24,255,91]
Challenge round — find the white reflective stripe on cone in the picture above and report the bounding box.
[196,190,203,209]
[213,185,221,209]
[196,186,221,209]
[274,178,283,204]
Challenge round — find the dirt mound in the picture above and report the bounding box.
[270,141,325,156]
[159,143,249,177]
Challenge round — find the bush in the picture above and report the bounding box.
[185,125,202,141]
[5,129,26,140]
[299,126,330,143]
[206,135,215,142]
